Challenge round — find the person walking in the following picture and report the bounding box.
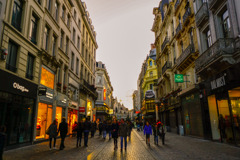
[152,123,158,145]
[47,120,58,150]
[90,121,96,138]
[144,121,152,146]
[140,121,143,131]
[0,125,6,160]
[118,119,128,152]
[98,120,103,136]
[83,118,91,147]
[107,120,112,140]
[159,122,166,145]
[111,119,119,150]
[58,118,68,150]
[127,121,132,141]
[76,121,83,147]
[102,121,107,140]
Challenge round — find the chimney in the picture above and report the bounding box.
[151,44,156,50]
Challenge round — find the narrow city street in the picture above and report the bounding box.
[3,130,240,160]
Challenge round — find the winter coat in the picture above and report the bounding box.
[102,123,107,131]
[118,123,129,137]
[59,122,68,137]
[47,123,58,138]
[91,122,96,131]
[77,122,83,137]
[106,123,112,132]
[98,122,103,131]
[83,121,91,132]
[111,123,119,138]
[144,125,152,135]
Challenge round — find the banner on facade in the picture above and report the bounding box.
[79,107,85,113]
[175,74,184,83]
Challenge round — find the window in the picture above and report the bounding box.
[74,10,77,20]
[36,0,41,5]
[83,25,85,37]
[26,53,34,80]
[57,67,61,83]
[149,71,153,77]
[180,41,184,53]
[71,52,74,70]
[52,35,57,56]
[206,29,212,48]
[150,84,153,90]
[173,44,176,64]
[6,41,18,72]
[78,19,81,29]
[88,54,90,66]
[85,49,87,62]
[189,30,193,44]
[54,1,59,21]
[77,36,80,49]
[65,37,69,54]
[222,10,231,38]
[60,30,64,49]
[72,28,76,43]
[62,5,65,20]
[76,58,79,75]
[86,32,88,43]
[178,15,181,24]
[63,69,66,85]
[85,69,87,80]
[44,26,50,51]
[81,43,84,56]
[81,64,83,79]
[12,0,23,31]
[67,14,70,28]
[29,13,38,44]
[46,0,51,11]
[149,60,152,67]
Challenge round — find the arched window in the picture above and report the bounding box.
[149,60,152,67]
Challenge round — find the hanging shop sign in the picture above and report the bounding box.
[109,109,113,115]
[145,90,155,99]
[69,100,78,109]
[175,74,184,83]
[210,74,226,90]
[79,107,85,113]
[56,93,68,107]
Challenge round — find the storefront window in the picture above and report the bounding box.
[56,107,62,127]
[36,103,52,139]
[68,109,78,134]
[40,67,54,89]
[229,88,240,144]
[87,100,92,117]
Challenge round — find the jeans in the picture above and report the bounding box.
[154,135,158,144]
[77,133,82,147]
[60,135,66,150]
[84,131,89,146]
[103,131,107,139]
[49,137,56,148]
[91,130,95,137]
[114,138,118,148]
[108,131,111,139]
[120,136,127,149]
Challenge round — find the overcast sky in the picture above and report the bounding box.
[84,0,160,109]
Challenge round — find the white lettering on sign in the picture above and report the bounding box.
[46,92,53,99]
[211,75,226,90]
[13,82,29,93]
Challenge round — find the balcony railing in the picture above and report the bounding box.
[183,7,192,24]
[195,38,235,72]
[195,3,209,27]
[176,44,195,67]
[162,61,172,75]
[176,23,182,35]
[208,0,225,10]
[175,0,180,11]
[161,37,170,52]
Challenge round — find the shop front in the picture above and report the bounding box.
[56,93,68,127]
[202,64,240,145]
[36,66,55,140]
[68,101,78,135]
[95,102,109,121]
[0,69,38,149]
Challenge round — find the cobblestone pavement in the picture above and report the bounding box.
[3,130,240,160]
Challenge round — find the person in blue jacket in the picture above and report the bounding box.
[144,121,152,146]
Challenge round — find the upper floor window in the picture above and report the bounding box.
[180,41,184,53]
[74,10,77,20]
[6,41,18,72]
[78,19,81,29]
[81,43,84,56]
[67,14,70,28]
[222,10,231,38]
[150,84,153,90]
[62,5,65,20]
[54,2,59,21]
[65,37,69,54]
[12,0,23,32]
[46,0,51,12]
[149,60,152,67]
[29,13,38,44]
[76,58,79,75]
[44,26,50,51]
[71,52,74,70]
[60,30,64,49]
[206,29,212,48]
[52,35,57,56]
[149,71,153,77]
[77,36,80,49]
[26,53,35,80]
[72,28,76,43]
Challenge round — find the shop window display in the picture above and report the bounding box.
[36,103,52,139]
[40,67,54,89]
[56,107,62,127]
[68,109,78,135]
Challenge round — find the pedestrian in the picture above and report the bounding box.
[118,119,128,152]
[58,117,68,150]
[106,120,112,140]
[159,122,166,145]
[98,120,103,136]
[152,123,158,145]
[144,121,152,146]
[46,120,58,150]
[140,121,143,131]
[90,121,96,138]
[127,121,132,141]
[111,119,119,150]
[102,121,107,140]
[76,120,83,147]
[72,121,78,137]
[83,118,91,147]
[0,125,6,160]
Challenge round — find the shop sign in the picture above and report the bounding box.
[13,82,29,92]
[104,88,106,100]
[211,75,226,90]
[56,93,68,107]
[145,90,155,99]
[79,107,85,113]
[109,109,113,115]
[175,74,184,83]
[39,86,54,103]
[69,101,78,109]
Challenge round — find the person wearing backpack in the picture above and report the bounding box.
[46,120,58,150]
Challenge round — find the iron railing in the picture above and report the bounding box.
[161,37,170,52]
[176,23,182,35]
[162,61,172,75]
[176,44,195,67]
[183,7,191,24]
[175,0,180,10]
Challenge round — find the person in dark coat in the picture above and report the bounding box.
[90,121,96,138]
[76,121,83,147]
[102,121,107,139]
[118,119,129,152]
[0,125,6,160]
[83,118,91,147]
[106,120,112,140]
[111,119,119,150]
[98,120,103,136]
[127,121,133,141]
[58,118,68,150]
[47,120,58,150]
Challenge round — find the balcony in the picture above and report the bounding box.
[80,79,98,98]
[161,37,170,53]
[183,7,192,25]
[208,0,226,11]
[175,0,180,11]
[176,44,195,71]
[176,23,182,36]
[162,61,172,75]
[195,38,235,74]
[195,3,209,27]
